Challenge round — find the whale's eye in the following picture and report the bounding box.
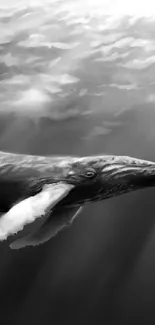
[83,169,96,179]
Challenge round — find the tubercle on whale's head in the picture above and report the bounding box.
[67,155,155,182]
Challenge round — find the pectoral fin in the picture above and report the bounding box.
[10,206,83,249]
[0,182,74,241]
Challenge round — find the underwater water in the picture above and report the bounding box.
[1,0,155,324]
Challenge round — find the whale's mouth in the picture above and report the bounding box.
[53,158,155,206]
[99,158,155,196]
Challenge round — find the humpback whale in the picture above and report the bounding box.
[0,151,154,249]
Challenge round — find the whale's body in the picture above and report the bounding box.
[0,151,155,249]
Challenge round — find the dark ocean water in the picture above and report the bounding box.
[1,1,155,324]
